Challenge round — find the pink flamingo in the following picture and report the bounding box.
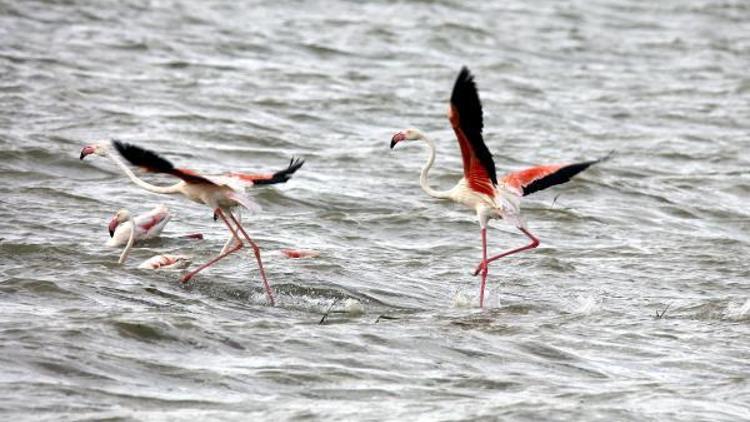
[82,142,301,257]
[81,141,303,305]
[390,67,607,307]
[107,204,173,247]
[110,208,193,270]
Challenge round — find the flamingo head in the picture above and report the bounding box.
[80,143,108,160]
[108,209,131,237]
[390,128,424,149]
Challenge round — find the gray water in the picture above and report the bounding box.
[1,0,750,420]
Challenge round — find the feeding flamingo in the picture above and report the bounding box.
[80,141,301,305]
[111,208,192,270]
[390,67,608,307]
[107,204,172,247]
[107,204,202,249]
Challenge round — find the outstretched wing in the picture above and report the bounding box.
[448,67,497,197]
[228,157,305,185]
[502,159,602,196]
[112,140,215,185]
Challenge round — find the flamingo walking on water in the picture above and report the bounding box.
[82,141,302,257]
[110,208,193,270]
[80,141,302,305]
[390,67,607,307]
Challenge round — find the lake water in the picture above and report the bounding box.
[1,0,749,420]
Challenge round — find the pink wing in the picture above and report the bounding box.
[502,161,600,196]
[448,67,497,197]
[226,157,305,186]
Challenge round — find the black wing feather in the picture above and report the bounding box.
[252,157,305,185]
[450,66,497,185]
[522,151,613,196]
[113,140,175,173]
[112,140,213,184]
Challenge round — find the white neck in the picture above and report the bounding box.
[418,136,453,200]
[118,217,135,264]
[105,149,182,195]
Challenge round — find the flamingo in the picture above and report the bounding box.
[390,67,607,307]
[107,204,203,247]
[80,141,300,305]
[107,204,173,247]
[80,141,304,194]
[111,208,192,270]
[82,140,300,255]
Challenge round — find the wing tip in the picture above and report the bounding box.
[598,150,616,163]
[451,66,477,103]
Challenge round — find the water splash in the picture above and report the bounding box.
[452,291,475,309]
[723,299,750,321]
[569,294,601,315]
[343,298,365,315]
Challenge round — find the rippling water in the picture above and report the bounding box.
[1,0,749,420]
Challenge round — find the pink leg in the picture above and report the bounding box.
[180,209,244,283]
[226,211,275,306]
[473,227,540,276]
[180,242,243,283]
[479,227,489,308]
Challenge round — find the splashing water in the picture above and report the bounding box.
[569,294,601,315]
[723,300,750,321]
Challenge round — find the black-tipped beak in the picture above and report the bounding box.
[80,145,95,160]
[108,218,118,238]
[390,132,406,149]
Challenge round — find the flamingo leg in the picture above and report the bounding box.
[219,234,241,255]
[219,211,242,255]
[225,211,275,306]
[479,227,489,308]
[180,242,243,283]
[473,227,540,277]
[180,209,244,283]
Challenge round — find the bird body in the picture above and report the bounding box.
[107,205,172,247]
[448,179,520,218]
[391,67,606,307]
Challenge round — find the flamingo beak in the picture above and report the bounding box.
[80,145,96,160]
[390,132,406,149]
[108,217,119,237]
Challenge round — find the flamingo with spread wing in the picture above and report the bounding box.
[80,141,302,305]
[390,67,608,307]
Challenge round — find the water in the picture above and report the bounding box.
[1,0,749,420]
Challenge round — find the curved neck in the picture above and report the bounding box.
[419,136,452,199]
[118,218,135,264]
[105,150,182,194]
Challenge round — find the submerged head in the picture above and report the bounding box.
[79,143,109,160]
[108,209,132,237]
[390,128,425,149]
